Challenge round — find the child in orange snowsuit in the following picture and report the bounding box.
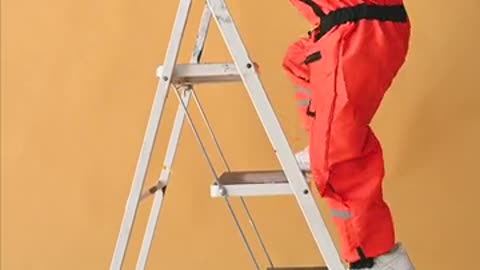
[283,1,414,269]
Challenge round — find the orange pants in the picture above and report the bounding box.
[283,1,411,263]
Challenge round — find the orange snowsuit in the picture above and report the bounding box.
[283,0,411,264]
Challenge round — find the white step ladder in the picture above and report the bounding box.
[110,0,346,269]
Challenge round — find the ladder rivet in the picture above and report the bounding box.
[303,189,309,195]
[163,76,168,81]
[246,63,252,69]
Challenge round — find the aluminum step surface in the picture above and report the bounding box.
[210,170,309,197]
[156,63,258,85]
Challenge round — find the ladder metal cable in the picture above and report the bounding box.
[172,84,261,270]
[189,88,274,268]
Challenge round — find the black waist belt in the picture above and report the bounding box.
[299,1,408,41]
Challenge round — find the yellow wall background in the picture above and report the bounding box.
[2,0,480,269]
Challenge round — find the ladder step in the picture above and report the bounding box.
[267,267,328,270]
[210,170,308,198]
[157,63,258,85]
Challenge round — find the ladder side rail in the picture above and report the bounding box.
[110,0,193,269]
[135,5,213,270]
[206,0,345,269]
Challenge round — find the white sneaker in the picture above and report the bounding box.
[295,146,311,172]
[352,243,415,270]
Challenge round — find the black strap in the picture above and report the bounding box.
[299,0,326,17]
[349,247,375,269]
[304,51,322,65]
[306,100,316,118]
[317,4,408,40]
[303,3,408,41]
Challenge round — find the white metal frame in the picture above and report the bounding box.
[110,1,192,269]
[110,0,346,269]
